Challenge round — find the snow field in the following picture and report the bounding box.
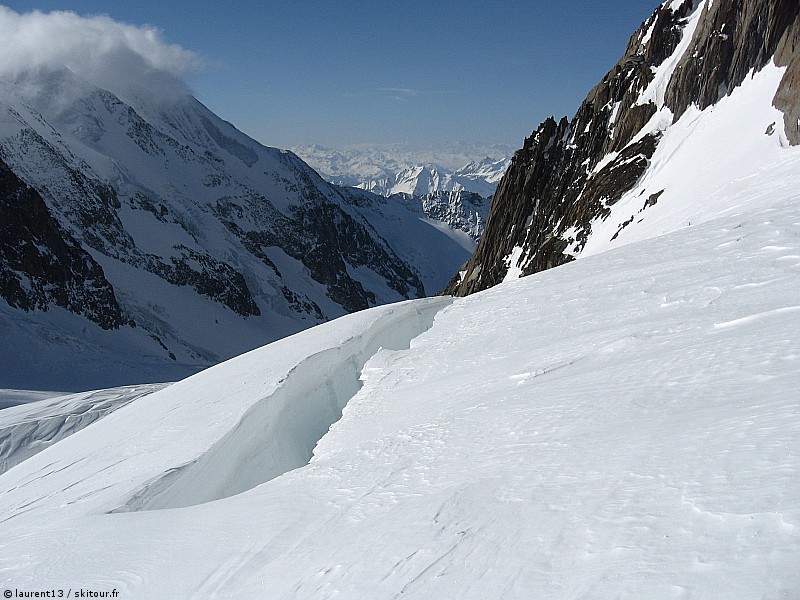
[0,193,798,598]
[303,197,800,599]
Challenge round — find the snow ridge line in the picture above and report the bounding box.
[113,296,453,512]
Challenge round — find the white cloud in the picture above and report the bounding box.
[377,87,421,97]
[0,6,202,103]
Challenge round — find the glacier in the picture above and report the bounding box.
[0,185,797,598]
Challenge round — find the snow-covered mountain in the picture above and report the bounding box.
[355,158,509,198]
[291,144,507,241]
[1,1,799,597]
[292,143,511,198]
[1,170,798,597]
[0,68,475,391]
[447,0,800,295]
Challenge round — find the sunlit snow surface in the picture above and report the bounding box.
[1,186,799,597]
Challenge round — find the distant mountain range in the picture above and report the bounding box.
[291,144,512,198]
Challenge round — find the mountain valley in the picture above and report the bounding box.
[1,1,799,597]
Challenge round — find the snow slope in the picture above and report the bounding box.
[577,62,800,259]
[1,188,798,598]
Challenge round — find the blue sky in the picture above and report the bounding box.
[1,1,662,150]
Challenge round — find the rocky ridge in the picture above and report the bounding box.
[412,190,489,242]
[446,0,800,296]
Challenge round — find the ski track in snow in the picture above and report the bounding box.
[0,193,798,598]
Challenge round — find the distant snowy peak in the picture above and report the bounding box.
[292,144,509,239]
[447,0,800,296]
[292,144,512,198]
[454,156,510,184]
[358,164,444,197]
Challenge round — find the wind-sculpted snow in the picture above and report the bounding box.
[0,384,168,475]
[0,193,798,598]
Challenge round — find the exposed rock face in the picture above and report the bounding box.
[773,3,800,144]
[666,0,800,125]
[446,0,800,296]
[0,158,123,329]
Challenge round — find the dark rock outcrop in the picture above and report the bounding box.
[774,3,800,144]
[0,158,123,329]
[666,0,800,124]
[446,0,800,296]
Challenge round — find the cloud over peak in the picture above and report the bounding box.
[0,6,202,102]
